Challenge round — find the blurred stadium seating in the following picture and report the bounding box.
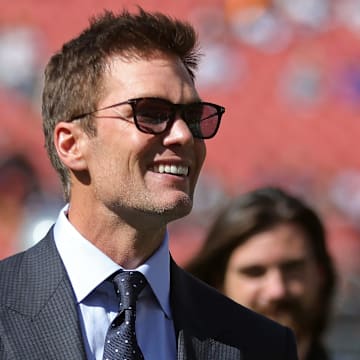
[0,0,359,357]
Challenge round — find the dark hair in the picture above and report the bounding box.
[187,186,336,338]
[42,7,200,201]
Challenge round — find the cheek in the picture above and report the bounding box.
[197,142,206,166]
[288,264,323,299]
[222,272,259,307]
[90,130,141,171]
[191,142,206,182]
[293,274,322,306]
[193,138,206,158]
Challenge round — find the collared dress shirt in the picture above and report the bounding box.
[53,205,177,360]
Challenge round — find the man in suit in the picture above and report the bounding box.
[0,8,298,360]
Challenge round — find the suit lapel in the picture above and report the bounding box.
[170,259,242,360]
[176,331,241,360]
[5,231,86,359]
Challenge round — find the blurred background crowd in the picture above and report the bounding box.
[0,0,359,358]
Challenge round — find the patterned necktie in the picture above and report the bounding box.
[103,270,147,360]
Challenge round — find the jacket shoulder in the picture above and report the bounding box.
[0,251,26,303]
[0,231,57,307]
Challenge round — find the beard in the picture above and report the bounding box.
[254,298,321,340]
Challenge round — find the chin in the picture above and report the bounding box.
[157,196,193,219]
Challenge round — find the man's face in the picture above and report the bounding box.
[222,223,323,339]
[81,54,206,224]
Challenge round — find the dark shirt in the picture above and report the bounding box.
[306,342,329,360]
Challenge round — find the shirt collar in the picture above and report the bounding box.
[53,204,172,318]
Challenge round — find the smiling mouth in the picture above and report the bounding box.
[152,164,189,176]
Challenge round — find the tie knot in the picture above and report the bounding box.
[112,271,147,310]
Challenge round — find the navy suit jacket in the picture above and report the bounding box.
[0,231,298,359]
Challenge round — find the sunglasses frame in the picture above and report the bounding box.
[68,97,225,139]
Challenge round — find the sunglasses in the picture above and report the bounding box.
[68,97,225,139]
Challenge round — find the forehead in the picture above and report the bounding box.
[101,53,198,103]
[230,223,314,266]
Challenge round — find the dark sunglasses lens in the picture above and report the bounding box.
[134,98,172,133]
[185,104,220,139]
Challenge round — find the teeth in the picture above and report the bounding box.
[153,164,189,176]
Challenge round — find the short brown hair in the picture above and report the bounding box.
[42,7,200,200]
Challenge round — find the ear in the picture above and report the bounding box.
[54,121,88,171]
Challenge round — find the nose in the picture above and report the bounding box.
[262,269,287,302]
[163,117,195,146]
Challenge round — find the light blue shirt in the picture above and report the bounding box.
[53,205,177,360]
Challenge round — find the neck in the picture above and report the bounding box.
[297,335,316,360]
[67,202,167,269]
